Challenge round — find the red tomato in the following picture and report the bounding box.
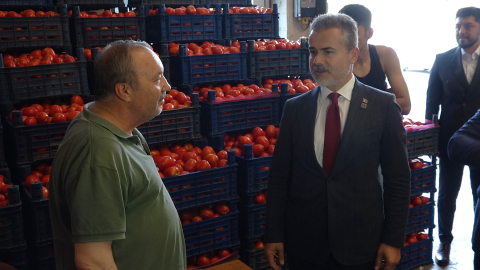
[407,237,418,244]
[35,112,50,124]
[217,159,228,167]
[42,186,49,199]
[163,103,175,110]
[255,136,270,148]
[210,256,220,264]
[25,175,40,188]
[252,144,265,157]
[202,146,215,157]
[217,150,228,160]
[186,5,196,14]
[254,193,266,204]
[44,166,52,175]
[266,145,275,155]
[42,47,55,57]
[175,8,186,15]
[183,159,197,172]
[215,204,230,215]
[238,136,253,149]
[265,125,276,138]
[251,127,265,139]
[163,166,180,177]
[180,210,193,222]
[410,197,422,206]
[218,249,230,259]
[417,233,428,241]
[175,92,187,104]
[420,196,430,204]
[254,240,265,249]
[41,175,50,187]
[203,154,219,168]
[24,116,37,125]
[155,156,176,171]
[182,152,198,163]
[52,113,67,123]
[192,216,202,222]
[22,107,38,117]
[196,255,210,266]
[31,171,43,179]
[199,208,214,220]
[67,111,80,121]
[124,11,135,17]
[49,105,63,115]
[269,138,277,145]
[196,160,211,171]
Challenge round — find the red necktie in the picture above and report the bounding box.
[323,93,341,174]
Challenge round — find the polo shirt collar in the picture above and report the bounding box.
[83,102,133,139]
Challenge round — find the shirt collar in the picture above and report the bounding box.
[319,75,355,103]
[82,102,134,139]
[461,44,480,61]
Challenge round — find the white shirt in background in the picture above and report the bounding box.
[461,44,480,84]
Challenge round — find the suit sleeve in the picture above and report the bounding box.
[448,108,480,167]
[425,56,443,122]
[264,100,296,243]
[380,95,411,248]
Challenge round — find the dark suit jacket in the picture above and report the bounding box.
[426,47,480,157]
[447,108,480,251]
[264,80,411,266]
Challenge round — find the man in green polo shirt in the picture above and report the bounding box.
[49,40,186,270]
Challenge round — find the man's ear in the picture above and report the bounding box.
[366,27,374,39]
[350,47,360,64]
[114,82,133,102]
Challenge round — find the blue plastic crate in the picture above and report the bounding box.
[406,202,434,235]
[247,39,309,79]
[56,0,123,6]
[223,4,279,40]
[239,203,265,239]
[0,48,89,105]
[205,0,251,5]
[145,5,222,44]
[137,94,201,145]
[0,6,70,51]
[163,150,237,210]
[397,238,433,270]
[129,0,202,6]
[239,189,267,208]
[0,173,25,250]
[0,245,28,269]
[200,90,279,136]
[70,6,145,49]
[406,127,440,158]
[170,42,248,88]
[0,0,52,5]
[15,166,53,245]
[410,173,436,197]
[32,257,56,270]
[410,162,435,182]
[184,203,239,257]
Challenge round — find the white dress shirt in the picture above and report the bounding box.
[314,75,355,166]
[461,44,480,84]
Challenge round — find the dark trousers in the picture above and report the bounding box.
[288,254,375,270]
[475,251,480,270]
[438,156,480,244]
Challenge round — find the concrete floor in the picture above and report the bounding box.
[404,71,475,270]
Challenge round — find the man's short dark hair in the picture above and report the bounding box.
[456,7,480,23]
[94,40,152,100]
[338,4,372,30]
[310,13,358,52]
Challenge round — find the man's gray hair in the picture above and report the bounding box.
[310,13,358,51]
[94,40,153,100]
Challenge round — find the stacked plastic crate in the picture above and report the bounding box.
[396,123,440,270]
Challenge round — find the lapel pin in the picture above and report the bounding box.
[361,98,368,109]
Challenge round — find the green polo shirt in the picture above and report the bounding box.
[49,102,186,270]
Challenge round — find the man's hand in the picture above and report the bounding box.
[265,243,285,270]
[375,243,401,270]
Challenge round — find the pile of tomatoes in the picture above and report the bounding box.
[9,95,85,126]
[195,83,273,101]
[263,77,317,94]
[223,125,278,157]
[252,39,303,51]
[168,41,241,56]
[227,6,273,14]
[409,195,430,208]
[68,9,136,18]
[2,48,76,68]
[163,90,193,110]
[178,203,230,225]
[152,143,229,178]
[149,6,211,16]
[403,117,424,129]
[24,163,52,199]
[404,230,429,246]
[0,9,60,18]
[409,158,429,171]
[187,249,232,268]
[0,174,13,207]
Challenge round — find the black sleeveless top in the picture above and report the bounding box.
[355,44,387,91]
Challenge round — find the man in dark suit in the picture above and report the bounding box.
[425,6,480,266]
[448,109,480,269]
[264,13,411,270]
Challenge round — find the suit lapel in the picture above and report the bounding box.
[330,81,370,176]
[453,47,470,94]
[299,86,325,174]
[466,54,480,99]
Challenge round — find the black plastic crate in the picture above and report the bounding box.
[200,90,279,136]
[31,257,56,270]
[0,120,6,168]
[29,240,54,261]
[184,201,239,257]
[240,246,288,270]
[406,126,440,158]
[205,0,251,5]
[164,150,237,210]
[223,4,279,40]
[276,82,305,119]
[56,0,123,7]
[247,39,309,79]
[16,166,52,244]
[0,0,52,6]
[0,48,89,105]
[169,42,248,90]
[137,93,200,145]
[0,244,28,270]
[4,111,71,166]
[239,189,266,208]
[238,203,265,239]
[70,6,145,49]
[0,6,70,51]
[145,4,222,44]
[0,179,25,250]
